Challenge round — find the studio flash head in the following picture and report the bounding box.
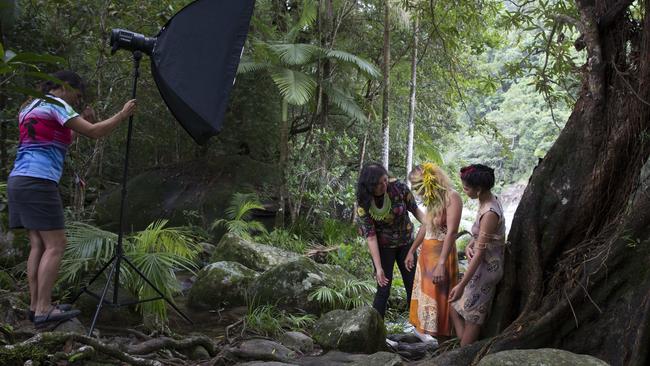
[110,28,156,55]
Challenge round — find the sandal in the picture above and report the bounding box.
[28,304,74,322]
[34,306,81,329]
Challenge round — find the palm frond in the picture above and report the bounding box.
[130,220,199,261]
[235,201,265,221]
[126,251,189,321]
[322,84,368,123]
[60,222,119,284]
[226,192,262,220]
[237,60,271,75]
[271,68,316,105]
[267,43,321,66]
[325,50,380,78]
[285,0,318,42]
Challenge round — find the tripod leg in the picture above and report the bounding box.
[70,255,116,304]
[122,256,193,324]
[88,258,118,337]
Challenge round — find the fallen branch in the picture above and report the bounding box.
[125,335,216,356]
[3,332,162,366]
[225,319,244,344]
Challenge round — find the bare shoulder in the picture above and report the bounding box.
[447,190,462,207]
[479,210,499,231]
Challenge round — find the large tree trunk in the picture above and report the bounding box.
[429,1,650,365]
[406,14,418,184]
[381,0,390,169]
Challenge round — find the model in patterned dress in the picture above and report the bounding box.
[449,164,506,346]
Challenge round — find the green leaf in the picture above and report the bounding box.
[322,84,368,123]
[8,52,64,65]
[325,50,381,78]
[270,68,316,105]
[267,43,320,66]
[237,61,271,75]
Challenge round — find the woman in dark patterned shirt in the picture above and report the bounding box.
[356,163,425,317]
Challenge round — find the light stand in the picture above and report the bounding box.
[71,51,192,336]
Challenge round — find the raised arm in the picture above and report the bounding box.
[65,99,136,139]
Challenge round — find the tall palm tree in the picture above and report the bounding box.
[238,3,380,226]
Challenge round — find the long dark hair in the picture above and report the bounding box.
[40,70,85,95]
[356,163,388,211]
[460,164,495,190]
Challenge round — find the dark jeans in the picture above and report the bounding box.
[372,244,415,318]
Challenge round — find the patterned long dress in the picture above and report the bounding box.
[451,197,506,325]
[408,216,459,336]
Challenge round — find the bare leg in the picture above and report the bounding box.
[450,307,465,339]
[460,322,481,346]
[34,229,67,316]
[27,230,45,312]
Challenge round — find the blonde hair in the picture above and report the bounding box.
[409,163,451,224]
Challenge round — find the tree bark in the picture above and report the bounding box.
[428,2,650,365]
[276,99,289,228]
[406,15,418,184]
[381,1,391,170]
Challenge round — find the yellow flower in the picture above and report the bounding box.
[357,207,366,217]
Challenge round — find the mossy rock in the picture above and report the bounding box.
[210,233,299,272]
[249,257,355,314]
[0,291,28,324]
[0,270,14,291]
[95,155,279,232]
[187,261,258,310]
[477,349,610,366]
[312,306,387,354]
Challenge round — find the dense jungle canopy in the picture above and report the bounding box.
[0,0,648,366]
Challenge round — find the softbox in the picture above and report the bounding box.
[151,0,255,144]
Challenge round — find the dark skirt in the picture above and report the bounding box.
[8,175,65,231]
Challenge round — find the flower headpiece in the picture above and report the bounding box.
[412,163,446,209]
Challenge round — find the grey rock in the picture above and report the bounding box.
[190,345,211,360]
[211,233,299,272]
[237,362,298,366]
[47,317,87,334]
[279,331,314,353]
[312,306,386,354]
[351,351,403,366]
[232,339,298,363]
[296,350,368,365]
[188,261,258,309]
[477,348,610,366]
[297,351,402,366]
[0,291,28,324]
[250,257,355,314]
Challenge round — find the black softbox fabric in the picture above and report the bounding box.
[151,0,255,145]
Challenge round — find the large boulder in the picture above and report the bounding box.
[210,234,299,272]
[249,257,354,313]
[477,349,610,366]
[312,306,386,354]
[187,261,258,309]
[95,155,279,231]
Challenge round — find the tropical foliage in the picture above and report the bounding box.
[211,193,267,240]
[60,220,199,327]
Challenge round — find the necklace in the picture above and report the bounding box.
[369,193,392,221]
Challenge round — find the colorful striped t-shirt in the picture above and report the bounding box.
[9,96,78,183]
